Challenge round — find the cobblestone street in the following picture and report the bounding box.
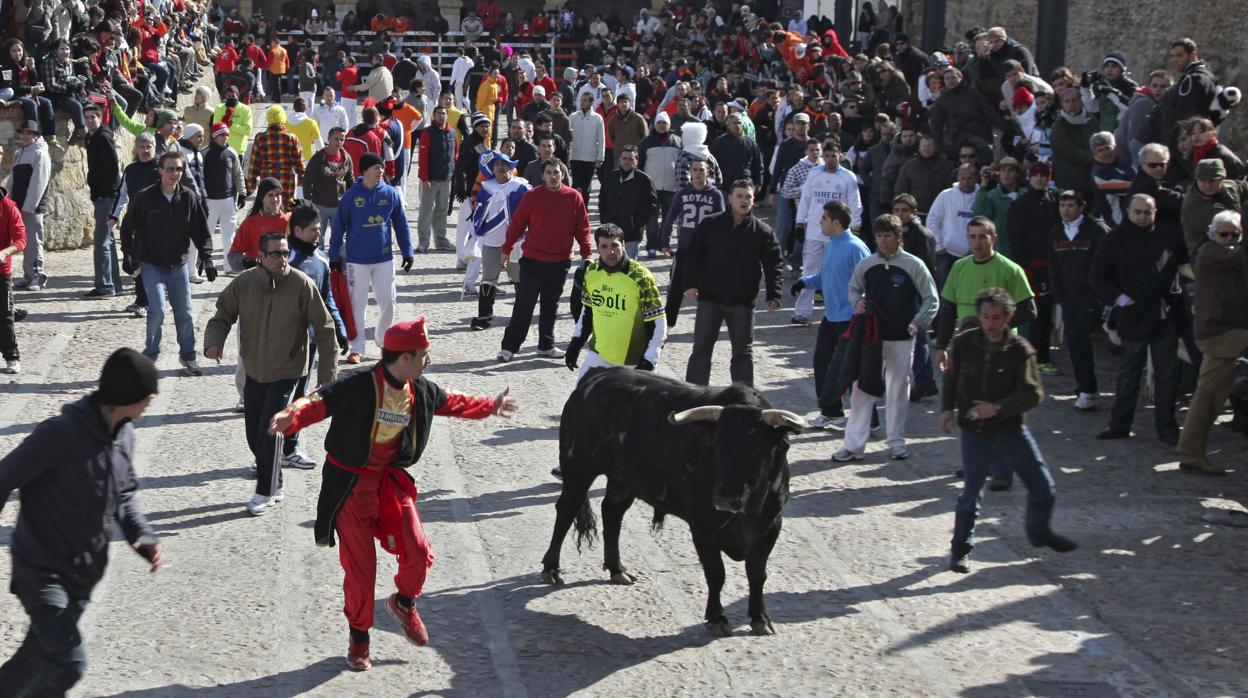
[1,160,1246,697]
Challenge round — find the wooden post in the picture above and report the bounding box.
[920,0,945,52]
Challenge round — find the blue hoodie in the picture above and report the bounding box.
[330,178,414,264]
[799,229,870,322]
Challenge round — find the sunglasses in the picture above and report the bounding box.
[1217,231,1242,240]
[262,249,291,258]
[162,166,184,173]
[1143,161,1168,169]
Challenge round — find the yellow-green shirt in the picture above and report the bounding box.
[584,259,664,365]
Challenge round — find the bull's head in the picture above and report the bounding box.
[668,405,803,513]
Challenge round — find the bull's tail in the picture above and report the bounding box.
[651,510,666,534]
[573,494,598,553]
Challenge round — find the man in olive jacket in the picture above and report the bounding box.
[940,287,1077,574]
[204,231,338,515]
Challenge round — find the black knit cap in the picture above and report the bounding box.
[97,348,159,406]
[358,152,384,173]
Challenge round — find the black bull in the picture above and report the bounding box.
[540,367,804,636]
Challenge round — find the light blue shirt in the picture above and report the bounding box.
[800,230,870,322]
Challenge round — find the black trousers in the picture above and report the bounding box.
[813,318,850,418]
[686,300,755,386]
[664,250,690,327]
[501,258,570,353]
[570,160,596,205]
[284,341,316,455]
[0,581,89,697]
[1108,324,1181,437]
[0,272,17,361]
[243,375,300,497]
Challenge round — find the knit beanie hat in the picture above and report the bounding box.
[1012,86,1034,110]
[1103,52,1127,70]
[358,152,384,172]
[97,348,159,406]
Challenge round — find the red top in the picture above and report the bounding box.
[502,185,592,262]
[230,212,291,259]
[0,197,27,276]
[338,65,360,99]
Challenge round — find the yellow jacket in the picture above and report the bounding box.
[287,113,323,162]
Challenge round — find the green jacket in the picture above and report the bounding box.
[1049,112,1098,193]
[971,184,1022,259]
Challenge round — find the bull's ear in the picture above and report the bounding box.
[760,409,805,434]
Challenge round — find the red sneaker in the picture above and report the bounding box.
[346,638,372,671]
[387,593,429,646]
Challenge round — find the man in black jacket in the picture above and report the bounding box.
[1159,38,1240,136]
[120,150,215,375]
[709,113,764,191]
[598,145,658,258]
[1126,143,1183,231]
[83,104,122,298]
[1007,163,1061,371]
[1050,190,1109,410]
[1090,194,1187,443]
[892,193,938,400]
[0,348,163,695]
[684,180,783,386]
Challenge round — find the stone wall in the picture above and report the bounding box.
[0,113,130,252]
[902,0,1248,151]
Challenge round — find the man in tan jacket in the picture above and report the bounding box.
[606,93,648,168]
[204,231,338,516]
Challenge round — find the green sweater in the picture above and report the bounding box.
[971,184,1022,259]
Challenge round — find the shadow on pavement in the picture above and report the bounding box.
[99,656,404,697]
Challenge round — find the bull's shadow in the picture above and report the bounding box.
[406,572,856,696]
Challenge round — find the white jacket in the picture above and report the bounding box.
[795,165,862,231]
[568,109,605,163]
[311,101,348,140]
[926,185,980,257]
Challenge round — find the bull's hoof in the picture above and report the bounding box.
[705,619,732,637]
[609,570,637,585]
[750,617,777,636]
[541,568,564,585]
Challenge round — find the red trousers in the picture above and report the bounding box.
[336,470,433,631]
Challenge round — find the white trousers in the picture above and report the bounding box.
[342,97,358,128]
[794,234,826,319]
[347,261,396,355]
[206,197,239,265]
[842,338,915,453]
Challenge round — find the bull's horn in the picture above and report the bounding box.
[761,409,806,432]
[668,405,724,425]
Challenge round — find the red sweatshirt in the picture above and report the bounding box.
[502,185,591,261]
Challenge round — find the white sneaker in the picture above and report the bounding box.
[831,449,863,462]
[188,274,206,284]
[890,447,911,460]
[496,349,513,362]
[537,347,566,359]
[245,493,281,516]
[1075,392,1097,411]
[2,359,19,374]
[180,358,204,376]
[234,400,246,413]
[806,414,846,429]
[281,451,317,469]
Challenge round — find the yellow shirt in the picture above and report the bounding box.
[287,114,323,162]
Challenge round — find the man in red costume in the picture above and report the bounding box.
[268,317,519,670]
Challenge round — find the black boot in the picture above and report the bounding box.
[471,284,496,330]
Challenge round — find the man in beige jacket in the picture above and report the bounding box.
[357,54,396,103]
[204,231,338,515]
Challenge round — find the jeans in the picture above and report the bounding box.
[140,262,196,362]
[49,94,85,132]
[143,60,172,96]
[645,190,675,251]
[951,426,1057,558]
[19,211,44,283]
[935,251,962,294]
[1061,298,1101,395]
[570,160,596,205]
[0,273,16,361]
[92,198,121,294]
[244,375,300,497]
[1108,323,1180,436]
[0,581,90,696]
[813,318,849,417]
[501,257,570,353]
[417,180,452,250]
[15,96,55,138]
[624,240,640,258]
[1028,293,1054,364]
[774,197,797,268]
[686,300,755,386]
[912,331,936,394]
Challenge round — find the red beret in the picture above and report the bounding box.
[1028,161,1052,178]
[384,318,430,352]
